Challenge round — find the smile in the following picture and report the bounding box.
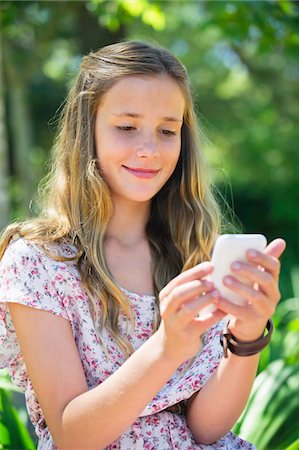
[122,166,160,179]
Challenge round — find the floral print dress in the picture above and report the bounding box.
[0,238,255,450]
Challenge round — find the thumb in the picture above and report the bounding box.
[264,238,286,259]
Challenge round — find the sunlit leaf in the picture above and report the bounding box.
[121,0,148,17]
[142,5,165,30]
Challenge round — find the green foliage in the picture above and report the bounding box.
[1,1,299,448]
[258,296,299,371]
[0,372,35,450]
[87,0,165,31]
[285,438,299,450]
[233,360,299,449]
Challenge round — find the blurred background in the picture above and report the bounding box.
[0,1,298,449]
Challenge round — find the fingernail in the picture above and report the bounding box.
[248,249,258,258]
[211,289,219,298]
[231,262,241,270]
[224,276,234,285]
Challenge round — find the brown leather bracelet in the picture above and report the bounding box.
[220,319,273,358]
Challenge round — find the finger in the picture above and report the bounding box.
[160,279,214,318]
[246,249,282,279]
[211,297,268,340]
[247,237,286,265]
[177,289,220,326]
[193,310,226,330]
[223,275,267,305]
[231,261,280,299]
[264,238,286,259]
[159,262,214,301]
[223,276,276,317]
[212,295,256,322]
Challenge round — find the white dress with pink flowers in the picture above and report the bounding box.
[0,238,255,449]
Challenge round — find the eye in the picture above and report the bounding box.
[161,129,177,136]
[116,126,136,132]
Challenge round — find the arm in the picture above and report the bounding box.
[9,304,178,449]
[186,350,259,444]
[186,238,286,444]
[9,262,225,449]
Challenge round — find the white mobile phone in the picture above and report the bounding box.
[200,234,267,315]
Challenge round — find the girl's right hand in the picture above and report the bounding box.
[157,262,226,364]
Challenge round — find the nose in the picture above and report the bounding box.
[136,132,159,158]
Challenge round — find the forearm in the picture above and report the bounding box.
[186,238,286,445]
[186,352,260,445]
[59,330,180,449]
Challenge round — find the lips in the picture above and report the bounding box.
[122,165,160,179]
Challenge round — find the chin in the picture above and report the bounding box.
[124,189,160,203]
[130,195,156,203]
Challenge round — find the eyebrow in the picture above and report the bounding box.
[110,112,183,123]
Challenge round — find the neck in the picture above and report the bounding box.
[106,198,151,246]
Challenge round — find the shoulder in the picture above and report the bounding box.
[0,237,81,298]
[1,237,78,266]
[1,236,35,258]
[0,238,41,276]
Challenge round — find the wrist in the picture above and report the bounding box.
[226,318,268,342]
[151,328,186,368]
[228,328,265,343]
[220,319,273,358]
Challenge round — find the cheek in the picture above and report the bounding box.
[165,141,181,169]
[96,131,128,164]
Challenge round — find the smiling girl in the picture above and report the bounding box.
[0,41,285,449]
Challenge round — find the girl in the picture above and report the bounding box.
[0,41,285,449]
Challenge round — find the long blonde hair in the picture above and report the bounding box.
[0,40,222,356]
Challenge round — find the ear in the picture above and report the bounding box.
[264,238,286,259]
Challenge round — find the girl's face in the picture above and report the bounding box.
[94,74,185,206]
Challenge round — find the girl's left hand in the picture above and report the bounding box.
[212,238,286,342]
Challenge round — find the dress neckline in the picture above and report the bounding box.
[120,286,155,299]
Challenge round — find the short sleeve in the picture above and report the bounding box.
[0,238,69,370]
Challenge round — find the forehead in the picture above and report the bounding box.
[98,74,185,117]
